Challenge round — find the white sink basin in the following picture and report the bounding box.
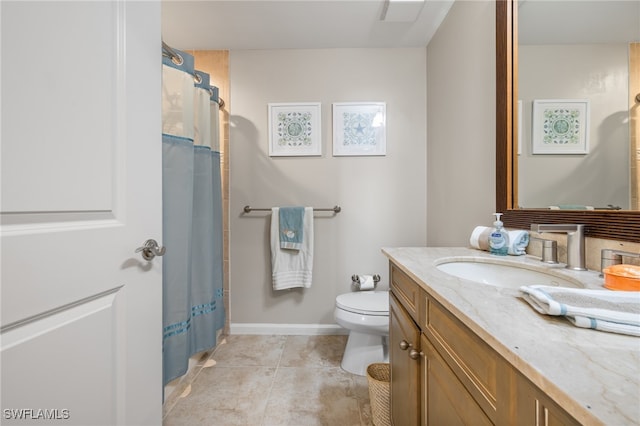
[436,258,583,289]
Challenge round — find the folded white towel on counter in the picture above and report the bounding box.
[271,207,314,290]
[469,226,491,251]
[519,285,640,336]
[469,226,529,256]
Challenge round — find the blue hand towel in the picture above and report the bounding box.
[279,206,305,250]
[508,230,529,255]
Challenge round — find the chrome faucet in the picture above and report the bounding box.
[530,224,586,271]
[600,249,640,276]
[529,237,558,264]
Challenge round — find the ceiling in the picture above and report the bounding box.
[161,0,640,52]
[161,0,455,50]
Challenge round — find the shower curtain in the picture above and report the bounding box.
[161,48,225,385]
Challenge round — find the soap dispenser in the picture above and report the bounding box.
[489,213,510,256]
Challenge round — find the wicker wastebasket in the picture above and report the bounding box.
[366,363,391,426]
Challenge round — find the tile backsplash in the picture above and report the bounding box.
[527,233,640,271]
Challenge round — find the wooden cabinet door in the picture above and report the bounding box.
[390,292,421,425]
[422,334,493,426]
[515,373,581,426]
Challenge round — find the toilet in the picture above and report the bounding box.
[334,290,390,376]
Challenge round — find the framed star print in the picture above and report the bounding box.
[332,102,386,156]
[268,102,322,156]
[532,99,590,155]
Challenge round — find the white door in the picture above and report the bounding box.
[1,2,162,425]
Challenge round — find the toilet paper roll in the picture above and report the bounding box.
[358,275,375,290]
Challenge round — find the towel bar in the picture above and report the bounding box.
[243,205,341,213]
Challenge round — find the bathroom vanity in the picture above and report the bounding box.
[384,247,640,425]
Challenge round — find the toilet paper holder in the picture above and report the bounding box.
[351,274,381,290]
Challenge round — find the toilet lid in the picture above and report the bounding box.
[336,291,389,316]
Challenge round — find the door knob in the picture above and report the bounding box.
[135,239,166,261]
[399,340,412,350]
[409,349,423,360]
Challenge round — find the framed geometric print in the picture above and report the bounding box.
[332,102,386,156]
[268,102,322,156]
[532,99,590,154]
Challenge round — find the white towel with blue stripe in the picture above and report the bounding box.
[519,285,640,336]
[271,207,314,290]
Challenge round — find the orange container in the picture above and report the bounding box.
[602,264,640,291]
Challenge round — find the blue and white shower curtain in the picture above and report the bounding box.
[162,48,224,385]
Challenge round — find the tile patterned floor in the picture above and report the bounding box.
[163,335,373,426]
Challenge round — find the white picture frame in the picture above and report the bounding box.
[517,100,523,155]
[332,102,386,156]
[531,99,590,155]
[268,102,322,156]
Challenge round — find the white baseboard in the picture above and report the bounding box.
[229,323,349,335]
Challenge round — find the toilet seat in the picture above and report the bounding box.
[336,291,389,316]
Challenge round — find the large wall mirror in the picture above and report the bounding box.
[496,0,640,243]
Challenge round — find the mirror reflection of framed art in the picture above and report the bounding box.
[531,99,590,155]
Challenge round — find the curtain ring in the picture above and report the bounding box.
[194,73,203,85]
[171,53,184,67]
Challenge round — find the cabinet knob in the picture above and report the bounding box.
[399,340,412,350]
[409,349,423,360]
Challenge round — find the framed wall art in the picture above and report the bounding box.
[268,102,322,156]
[517,100,523,155]
[332,102,386,156]
[531,99,590,155]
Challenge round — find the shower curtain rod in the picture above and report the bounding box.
[162,41,225,109]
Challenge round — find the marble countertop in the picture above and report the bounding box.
[382,247,640,426]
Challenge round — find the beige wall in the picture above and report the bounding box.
[229,48,427,327]
[426,0,497,246]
